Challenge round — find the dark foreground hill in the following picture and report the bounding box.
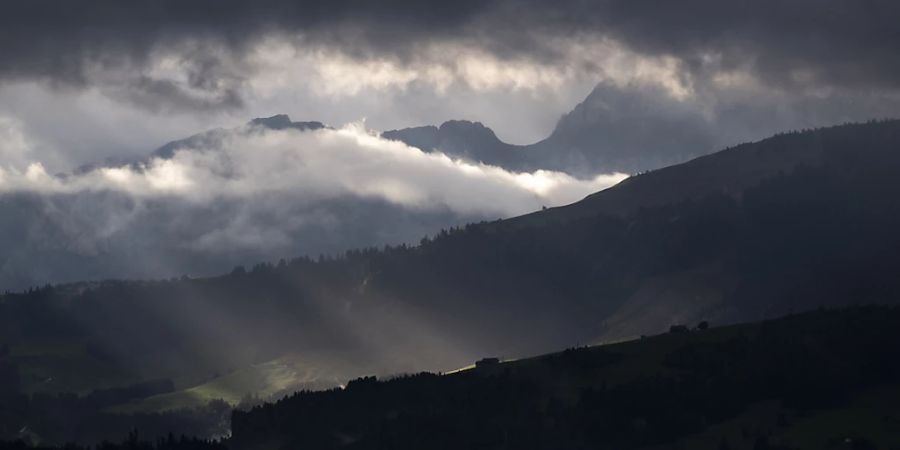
[3,307,899,450]
[228,306,900,450]
[3,121,900,444]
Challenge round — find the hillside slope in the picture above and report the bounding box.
[508,120,839,225]
[231,307,900,450]
[3,121,900,444]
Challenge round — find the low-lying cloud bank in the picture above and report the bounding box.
[1,123,624,216]
[0,122,625,290]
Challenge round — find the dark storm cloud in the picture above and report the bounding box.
[0,0,498,111]
[581,1,900,92]
[0,0,491,80]
[479,0,900,94]
[4,0,900,106]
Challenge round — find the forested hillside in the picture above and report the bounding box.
[230,306,900,450]
[3,121,900,444]
[4,307,899,450]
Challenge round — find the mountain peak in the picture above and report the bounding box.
[437,119,494,135]
[382,119,518,168]
[384,82,726,176]
[153,115,326,159]
[249,114,293,129]
[248,114,326,131]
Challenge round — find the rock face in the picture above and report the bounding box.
[530,82,715,175]
[383,82,717,176]
[382,120,523,169]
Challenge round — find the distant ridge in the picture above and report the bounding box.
[382,120,523,169]
[153,114,326,159]
[247,114,326,132]
[383,82,715,176]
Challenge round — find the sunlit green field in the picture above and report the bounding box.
[110,353,367,413]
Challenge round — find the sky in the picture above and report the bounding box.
[2,0,899,170]
[3,0,900,288]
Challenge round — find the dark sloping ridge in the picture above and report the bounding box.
[505,121,852,228]
[230,307,900,450]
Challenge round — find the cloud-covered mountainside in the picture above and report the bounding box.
[0,115,624,291]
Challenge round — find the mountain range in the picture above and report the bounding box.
[0,81,736,293]
[0,116,488,292]
[383,82,717,176]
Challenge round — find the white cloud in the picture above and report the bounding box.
[0,123,625,217]
[0,123,625,291]
[246,36,691,101]
[0,35,697,168]
[0,116,35,169]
